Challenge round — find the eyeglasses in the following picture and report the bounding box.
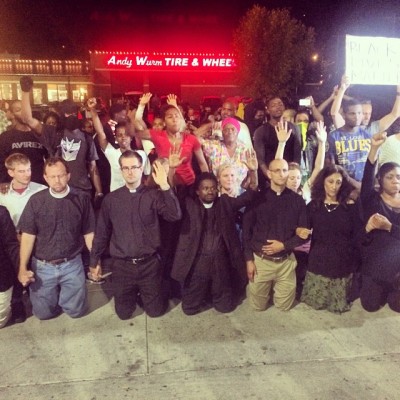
[121,165,142,172]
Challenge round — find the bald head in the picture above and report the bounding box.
[267,159,289,190]
[269,158,288,171]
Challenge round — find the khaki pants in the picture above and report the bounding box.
[0,286,12,328]
[248,253,297,311]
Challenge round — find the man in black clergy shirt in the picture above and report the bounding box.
[243,158,307,311]
[90,150,181,320]
[18,157,95,320]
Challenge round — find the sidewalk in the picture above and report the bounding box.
[1,280,400,400]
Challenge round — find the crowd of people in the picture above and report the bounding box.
[0,74,399,327]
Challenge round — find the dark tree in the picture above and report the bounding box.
[233,6,315,98]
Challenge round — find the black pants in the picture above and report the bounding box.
[181,252,235,315]
[112,256,166,320]
[360,274,400,313]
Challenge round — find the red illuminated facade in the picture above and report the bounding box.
[90,51,239,105]
[0,51,240,106]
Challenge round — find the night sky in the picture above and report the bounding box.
[1,0,399,59]
[1,0,399,108]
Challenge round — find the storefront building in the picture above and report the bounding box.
[0,51,239,107]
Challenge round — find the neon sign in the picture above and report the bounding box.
[91,51,236,71]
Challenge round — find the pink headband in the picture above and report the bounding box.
[221,117,241,133]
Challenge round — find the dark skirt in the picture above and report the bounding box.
[301,271,352,313]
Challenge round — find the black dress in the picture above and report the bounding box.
[301,201,357,313]
[359,160,400,312]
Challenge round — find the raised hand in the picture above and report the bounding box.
[275,120,292,143]
[330,85,339,99]
[152,160,170,190]
[243,148,258,171]
[315,120,327,143]
[87,97,97,110]
[306,96,314,108]
[139,92,152,106]
[20,76,33,92]
[167,94,178,107]
[168,143,187,169]
[371,131,387,147]
[340,75,351,91]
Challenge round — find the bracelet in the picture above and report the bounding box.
[95,193,104,197]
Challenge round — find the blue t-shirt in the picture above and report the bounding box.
[327,127,372,182]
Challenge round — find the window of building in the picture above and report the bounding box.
[72,85,88,102]
[58,85,68,101]
[16,84,22,100]
[33,88,43,105]
[0,83,13,100]
[47,84,68,102]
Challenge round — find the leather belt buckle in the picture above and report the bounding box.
[127,254,155,265]
[256,252,289,263]
[39,257,69,265]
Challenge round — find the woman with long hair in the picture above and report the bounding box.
[134,93,209,189]
[300,164,358,313]
[359,132,400,312]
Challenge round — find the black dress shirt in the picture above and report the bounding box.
[18,188,95,260]
[90,185,181,266]
[243,188,308,261]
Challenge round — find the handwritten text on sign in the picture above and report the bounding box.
[346,35,400,85]
[105,55,236,70]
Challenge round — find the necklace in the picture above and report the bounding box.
[324,203,339,213]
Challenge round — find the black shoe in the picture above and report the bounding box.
[136,293,144,308]
[11,302,26,323]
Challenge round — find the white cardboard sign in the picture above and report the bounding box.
[346,34,400,85]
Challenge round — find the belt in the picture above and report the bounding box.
[255,252,290,263]
[37,256,74,265]
[123,254,156,265]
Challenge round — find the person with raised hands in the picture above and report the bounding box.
[274,120,328,298]
[87,97,148,192]
[134,93,209,190]
[90,151,181,320]
[275,120,327,203]
[330,75,400,134]
[171,157,258,315]
[198,118,253,195]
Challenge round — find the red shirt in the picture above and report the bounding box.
[150,130,201,185]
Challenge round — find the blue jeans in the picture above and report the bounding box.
[30,255,87,319]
